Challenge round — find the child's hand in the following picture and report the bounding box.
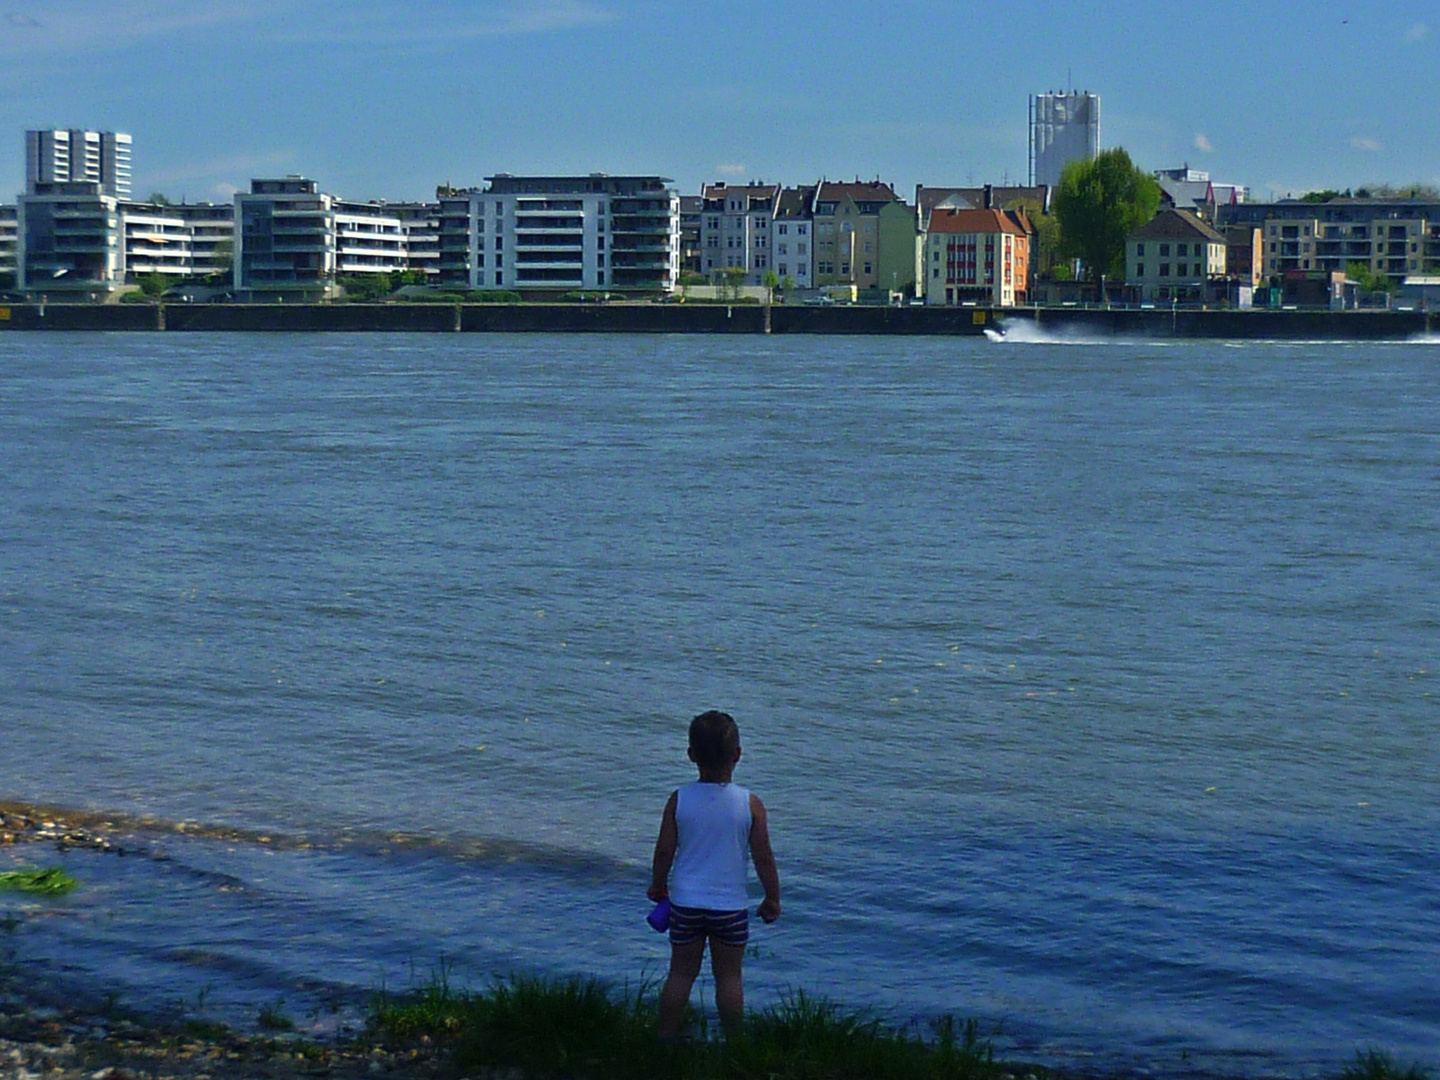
[757,897,780,923]
[647,885,668,902]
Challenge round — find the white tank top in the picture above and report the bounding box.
[670,781,752,911]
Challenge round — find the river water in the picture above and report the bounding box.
[1,330,1437,1075]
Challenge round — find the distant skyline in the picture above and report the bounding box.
[2,0,1438,205]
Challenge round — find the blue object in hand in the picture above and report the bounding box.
[647,897,672,932]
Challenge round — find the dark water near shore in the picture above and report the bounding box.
[2,331,1438,1074]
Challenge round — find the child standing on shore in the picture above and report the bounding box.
[648,709,781,1040]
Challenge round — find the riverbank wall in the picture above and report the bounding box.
[0,301,1434,338]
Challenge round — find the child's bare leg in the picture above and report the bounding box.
[709,940,745,1039]
[658,940,705,1040]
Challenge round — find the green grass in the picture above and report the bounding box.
[257,1001,295,1031]
[0,866,78,896]
[369,973,999,1080]
[1341,1050,1430,1080]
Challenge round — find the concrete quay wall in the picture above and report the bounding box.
[1,301,1434,338]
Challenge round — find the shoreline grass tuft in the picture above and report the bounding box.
[0,866,78,896]
[370,973,1000,1080]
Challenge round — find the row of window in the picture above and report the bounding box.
[1136,263,1204,277]
[1136,241,1211,257]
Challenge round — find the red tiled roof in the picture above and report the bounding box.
[926,208,1029,237]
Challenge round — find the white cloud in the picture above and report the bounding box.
[139,151,294,187]
[1350,136,1384,152]
[1193,133,1215,153]
[1405,22,1428,43]
[717,163,746,176]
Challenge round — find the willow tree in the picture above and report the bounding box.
[1053,148,1161,284]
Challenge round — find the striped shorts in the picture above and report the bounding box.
[668,904,749,947]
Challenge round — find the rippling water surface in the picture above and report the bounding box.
[1,331,1437,1074]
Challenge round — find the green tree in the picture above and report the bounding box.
[721,265,746,301]
[1003,196,1061,278]
[137,272,180,298]
[1053,148,1161,284]
[762,269,779,302]
[206,238,234,284]
[1346,261,1395,295]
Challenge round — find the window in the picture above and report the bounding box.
[495,271,503,285]
[495,236,502,250]
[778,224,788,235]
[1136,263,1144,277]
[933,267,940,279]
[863,262,872,275]
[1136,243,1145,257]
[598,236,605,250]
[779,264,787,276]
[476,253,485,268]
[797,243,806,254]
[597,253,604,267]
[798,224,807,235]
[840,261,849,274]
[1177,264,1187,276]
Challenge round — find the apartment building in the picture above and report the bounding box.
[234,177,410,300]
[433,175,678,294]
[1125,208,1226,303]
[16,181,125,297]
[812,181,900,292]
[0,205,16,286]
[1220,197,1440,286]
[698,181,779,285]
[771,185,815,289]
[922,207,1030,307]
[122,201,193,278]
[26,129,132,198]
[679,194,703,276]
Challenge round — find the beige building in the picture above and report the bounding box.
[922,207,1030,307]
[812,181,899,292]
[1126,209,1226,302]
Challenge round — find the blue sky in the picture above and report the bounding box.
[2,0,1437,205]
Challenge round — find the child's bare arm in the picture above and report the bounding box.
[749,793,781,923]
[648,791,678,901]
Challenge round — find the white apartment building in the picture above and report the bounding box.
[770,185,815,289]
[27,129,132,198]
[235,177,410,300]
[434,174,679,293]
[0,205,16,286]
[122,203,193,278]
[699,182,779,285]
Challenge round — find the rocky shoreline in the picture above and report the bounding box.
[0,806,445,1079]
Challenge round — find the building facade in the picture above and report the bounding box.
[699,182,779,285]
[1029,92,1099,187]
[16,182,125,297]
[1219,197,1440,287]
[812,181,900,293]
[26,130,132,198]
[433,175,678,294]
[1125,208,1226,302]
[922,207,1030,307]
[0,205,16,287]
[770,185,815,290]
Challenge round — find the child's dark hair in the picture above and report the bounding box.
[689,710,740,769]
